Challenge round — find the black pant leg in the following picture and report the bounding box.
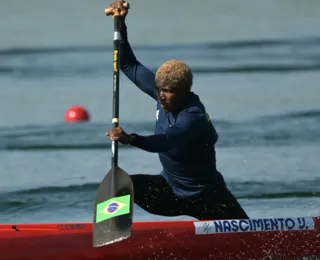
[130,174,182,217]
[131,174,249,220]
[183,188,249,221]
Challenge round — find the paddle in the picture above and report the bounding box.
[93,2,134,248]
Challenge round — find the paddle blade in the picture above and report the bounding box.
[93,166,134,248]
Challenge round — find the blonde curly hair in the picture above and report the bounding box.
[155,60,193,90]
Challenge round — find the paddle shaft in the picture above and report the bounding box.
[111,15,121,168]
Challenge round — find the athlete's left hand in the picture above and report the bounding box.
[106,127,134,144]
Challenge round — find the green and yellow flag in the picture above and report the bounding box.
[95,195,131,223]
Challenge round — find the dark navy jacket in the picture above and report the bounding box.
[119,23,226,198]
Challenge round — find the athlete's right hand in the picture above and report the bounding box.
[105,0,130,19]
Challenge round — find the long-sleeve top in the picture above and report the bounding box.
[119,23,226,198]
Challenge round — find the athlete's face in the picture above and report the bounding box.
[156,82,190,112]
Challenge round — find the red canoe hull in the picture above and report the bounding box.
[1,217,319,260]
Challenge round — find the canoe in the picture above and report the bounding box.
[1,216,319,260]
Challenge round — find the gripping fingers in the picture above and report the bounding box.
[105,1,130,18]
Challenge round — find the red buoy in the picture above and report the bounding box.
[64,106,90,123]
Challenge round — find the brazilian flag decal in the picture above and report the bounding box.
[96,195,131,223]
